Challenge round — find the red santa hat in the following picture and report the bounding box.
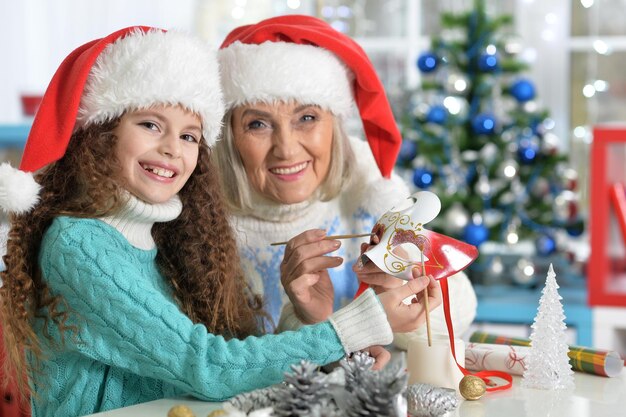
[0,26,224,214]
[218,15,401,179]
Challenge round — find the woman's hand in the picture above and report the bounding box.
[378,270,442,333]
[280,229,342,325]
[353,233,403,294]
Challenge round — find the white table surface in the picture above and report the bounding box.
[87,368,626,417]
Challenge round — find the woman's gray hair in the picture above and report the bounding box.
[213,108,355,215]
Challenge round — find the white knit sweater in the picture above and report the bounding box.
[231,137,477,338]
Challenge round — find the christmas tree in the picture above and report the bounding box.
[521,264,574,390]
[398,0,584,283]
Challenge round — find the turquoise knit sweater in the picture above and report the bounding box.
[31,216,351,416]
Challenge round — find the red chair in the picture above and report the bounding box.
[0,324,30,417]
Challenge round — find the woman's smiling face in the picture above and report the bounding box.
[231,101,334,204]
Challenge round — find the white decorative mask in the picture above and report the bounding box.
[361,191,478,281]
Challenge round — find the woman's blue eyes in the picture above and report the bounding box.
[247,120,266,130]
[246,115,316,130]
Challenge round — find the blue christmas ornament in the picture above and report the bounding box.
[566,221,584,237]
[412,167,434,189]
[510,78,536,102]
[535,234,556,256]
[517,138,539,164]
[398,139,418,162]
[426,105,448,124]
[478,53,499,72]
[471,113,496,135]
[417,52,438,73]
[463,221,489,246]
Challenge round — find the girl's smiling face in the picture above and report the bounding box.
[113,105,202,204]
[231,101,334,204]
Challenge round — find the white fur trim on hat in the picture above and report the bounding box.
[0,163,41,214]
[347,136,410,217]
[219,41,354,117]
[78,29,224,146]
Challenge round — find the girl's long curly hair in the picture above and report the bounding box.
[0,117,264,398]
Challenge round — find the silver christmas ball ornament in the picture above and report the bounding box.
[541,132,560,155]
[482,208,504,228]
[443,96,469,119]
[445,72,470,95]
[412,102,430,119]
[503,34,523,55]
[499,191,515,206]
[486,256,505,281]
[443,203,470,235]
[512,258,536,286]
[553,190,579,223]
[461,150,479,163]
[498,159,518,180]
[559,167,579,191]
[523,100,538,112]
[501,129,516,143]
[479,143,499,166]
[531,177,550,198]
[475,175,493,198]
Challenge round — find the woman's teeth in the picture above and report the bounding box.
[271,162,308,175]
[141,164,175,178]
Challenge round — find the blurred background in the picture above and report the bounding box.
[2,0,626,355]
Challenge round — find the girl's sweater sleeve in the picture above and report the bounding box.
[38,219,391,401]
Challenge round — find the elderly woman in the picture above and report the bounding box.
[214,15,476,340]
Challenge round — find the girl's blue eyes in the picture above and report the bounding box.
[140,121,159,130]
[180,134,199,143]
[138,122,198,143]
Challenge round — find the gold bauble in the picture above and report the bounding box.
[167,404,196,417]
[459,375,487,400]
[207,410,228,417]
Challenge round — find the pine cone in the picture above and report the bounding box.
[344,360,408,417]
[406,383,459,417]
[227,386,281,413]
[340,352,375,392]
[307,398,343,417]
[272,361,333,417]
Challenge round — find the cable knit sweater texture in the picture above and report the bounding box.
[29,195,392,417]
[231,137,477,336]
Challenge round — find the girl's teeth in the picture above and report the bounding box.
[272,162,307,175]
[142,164,174,178]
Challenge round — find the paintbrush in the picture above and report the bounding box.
[270,233,375,246]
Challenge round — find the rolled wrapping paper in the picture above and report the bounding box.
[470,331,624,377]
[465,343,530,376]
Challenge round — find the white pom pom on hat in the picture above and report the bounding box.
[0,163,41,214]
[0,26,224,214]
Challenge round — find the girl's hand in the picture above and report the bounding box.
[367,345,391,370]
[377,271,442,333]
[280,229,342,324]
[353,233,403,294]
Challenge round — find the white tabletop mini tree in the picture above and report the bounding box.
[521,264,575,390]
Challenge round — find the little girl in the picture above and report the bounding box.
[0,27,438,417]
